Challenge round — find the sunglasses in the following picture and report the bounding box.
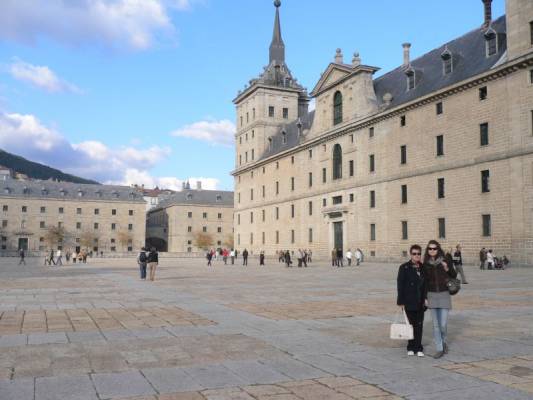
[428,247,438,251]
[411,252,421,256]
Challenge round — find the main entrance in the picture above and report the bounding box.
[333,221,343,250]
[18,238,28,251]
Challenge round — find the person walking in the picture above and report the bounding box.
[301,249,307,267]
[285,250,292,267]
[147,247,159,281]
[479,247,487,270]
[242,248,248,266]
[206,250,213,267]
[259,250,265,266]
[486,249,494,270]
[346,249,353,266]
[18,249,26,265]
[49,249,56,266]
[453,245,468,284]
[56,249,63,266]
[397,244,427,357]
[331,248,337,267]
[230,249,235,265]
[355,248,362,266]
[307,249,312,263]
[137,247,147,280]
[223,248,228,265]
[72,251,77,264]
[336,248,344,267]
[422,240,457,359]
[297,249,303,267]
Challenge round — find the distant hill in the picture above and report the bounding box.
[0,149,100,185]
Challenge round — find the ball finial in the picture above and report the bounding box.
[274,0,281,8]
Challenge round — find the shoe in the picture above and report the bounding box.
[417,352,425,357]
[433,351,445,359]
[407,351,415,356]
[443,343,449,354]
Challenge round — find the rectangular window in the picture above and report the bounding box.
[246,112,249,123]
[262,231,265,245]
[369,127,374,138]
[481,170,490,193]
[203,212,207,219]
[250,212,254,223]
[253,108,256,119]
[218,213,222,219]
[77,208,82,214]
[58,207,63,214]
[322,168,327,183]
[438,178,445,199]
[275,207,279,220]
[2,220,7,228]
[262,209,265,222]
[250,188,254,200]
[111,223,116,230]
[436,102,443,115]
[283,107,288,119]
[94,208,99,215]
[203,226,207,232]
[400,145,407,164]
[530,70,533,85]
[370,224,376,241]
[112,209,117,215]
[77,222,82,229]
[438,218,446,238]
[94,222,99,229]
[479,86,487,101]
[22,206,27,213]
[349,160,354,177]
[291,177,295,191]
[308,172,313,187]
[322,198,326,207]
[238,192,241,203]
[402,221,408,240]
[400,115,406,126]
[309,149,313,159]
[436,135,444,156]
[291,229,295,244]
[276,181,279,195]
[308,201,313,216]
[308,228,313,243]
[268,106,275,117]
[128,224,133,231]
[332,195,342,205]
[350,134,354,143]
[290,204,295,218]
[369,154,375,172]
[58,222,62,228]
[237,214,241,225]
[530,21,533,45]
[40,206,45,213]
[218,227,222,233]
[401,185,408,204]
[480,123,489,146]
[40,221,45,228]
[370,190,376,208]
[188,226,192,233]
[188,211,192,218]
[349,193,354,202]
[275,230,279,244]
[2,205,7,211]
[262,185,265,198]
[251,149,254,160]
[482,214,492,236]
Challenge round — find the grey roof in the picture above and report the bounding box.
[0,177,144,202]
[154,190,234,211]
[256,16,507,162]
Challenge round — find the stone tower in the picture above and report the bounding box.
[506,0,533,60]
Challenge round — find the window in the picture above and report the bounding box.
[369,127,374,138]
[349,193,354,202]
[349,160,354,177]
[436,135,444,156]
[250,188,254,200]
[401,185,408,204]
[291,229,295,244]
[275,230,279,244]
[350,134,354,143]
[40,221,45,228]
[253,108,256,119]
[94,208,99,215]
[218,213,222,219]
[308,201,313,216]
[291,177,295,191]
[1,220,7,228]
[112,209,117,215]
[262,232,265,245]
[308,228,313,243]
[322,168,327,183]
[246,112,249,123]
[58,222,62,228]
[402,221,408,240]
[218,227,222,233]
[128,224,133,231]
[94,223,99,230]
[282,131,287,144]
[251,149,254,160]
[275,207,279,220]
[332,196,342,205]
[436,102,443,115]
[531,70,533,85]
[188,212,192,218]
[482,214,492,236]
[262,209,265,222]
[370,191,375,208]
[129,209,133,216]
[309,149,313,159]
[400,115,406,126]
[276,161,279,169]
[332,144,342,179]
[239,136,242,145]
[240,116,243,126]
[59,207,64,214]
[77,208,82,214]
[438,178,445,199]
[438,218,446,238]
[262,185,265,198]
[283,107,289,119]
[111,223,116,230]
[407,71,415,90]
[2,205,7,212]
[239,155,242,165]
[188,226,192,232]
[245,152,248,162]
[481,170,490,193]
[480,123,489,146]
[203,212,207,219]
[22,206,27,212]
[479,86,488,100]
[369,154,375,172]
[269,106,275,117]
[238,192,241,203]
[370,224,376,241]
[275,181,279,195]
[308,172,313,188]
[322,198,327,207]
[250,212,254,223]
[442,52,453,74]
[530,21,533,45]
[76,222,82,229]
[237,214,241,225]
[486,31,497,56]
[290,204,294,218]
[400,145,407,165]
[333,91,343,125]
[40,206,45,213]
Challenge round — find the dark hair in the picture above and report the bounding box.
[409,244,422,254]
[423,240,445,263]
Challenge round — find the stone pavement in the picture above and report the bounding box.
[0,257,532,400]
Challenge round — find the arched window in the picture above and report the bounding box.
[333,91,343,125]
[332,144,342,180]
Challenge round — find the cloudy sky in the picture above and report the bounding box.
[0,0,505,190]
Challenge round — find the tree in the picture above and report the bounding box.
[79,230,95,250]
[117,230,133,252]
[223,233,234,249]
[193,231,214,250]
[44,226,67,249]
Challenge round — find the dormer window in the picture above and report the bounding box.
[484,28,497,57]
[216,194,222,202]
[441,48,453,75]
[60,188,66,196]
[282,131,287,145]
[405,68,415,90]
[333,91,343,125]
[41,188,48,195]
[186,193,193,200]
[22,187,30,195]
[112,191,119,198]
[77,190,84,197]
[4,187,11,194]
[129,192,135,199]
[95,190,102,198]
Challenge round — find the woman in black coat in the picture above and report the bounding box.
[397,244,427,357]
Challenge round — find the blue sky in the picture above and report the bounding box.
[0,0,505,190]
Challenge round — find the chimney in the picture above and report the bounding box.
[334,48,343,64]
[402,43,411,66]
[196,181,202,190]
[482,0,492,28]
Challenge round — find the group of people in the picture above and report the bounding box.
[277,249,312,268]
[44,249,89,266]
[479,247,509,270]
[136,247,159,281]
[331,248,363,267]
[397,240,466,359]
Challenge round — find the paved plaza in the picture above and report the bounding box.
[0,257,532,400]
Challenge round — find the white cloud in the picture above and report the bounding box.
[9,60,82,93]
[0,0,195,50]
[117,170,219,191]
[171,119,235,147]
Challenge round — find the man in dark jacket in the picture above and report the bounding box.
[397,244,427,357]
[242,249,248,266]
[479,247,487,270]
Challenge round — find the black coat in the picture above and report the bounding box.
[397,260,427,311]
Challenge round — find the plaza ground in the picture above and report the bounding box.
[0,256,532,400]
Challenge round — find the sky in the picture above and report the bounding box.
[0,0,506,191]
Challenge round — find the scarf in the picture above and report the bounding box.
[427,256,443,267]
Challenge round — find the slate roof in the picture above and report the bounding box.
[256,16,507,162]
[0,177,144,202]
[154,190,234,211]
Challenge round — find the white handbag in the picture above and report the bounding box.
[390,309,414,340]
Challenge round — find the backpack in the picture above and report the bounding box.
[139,252,147,262]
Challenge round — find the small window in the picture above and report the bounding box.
[40,206,45,213]
[290,204,294,218]
[250,211,254,223]
[216,194,222,202]
[308,228,313,243]
[111,223,116,230]
[350,134,354,143]
[369,127,374,138]
[370,224,376,241]
[438,218,446,239]
[40,221,45,228]
[77,222,82,229]
[486,31,497,56]
[369,154,375,172]
[333,91,343,125]
[275,181,279,195]
[202,226,207,232]
[322,198,326,207]
[400,145,407,165]
[275,231,279,244]
[309,149,313,159]
[128,224,133,231]
[530,21,533,45]
[349,160,354,177]
[332,196,342,205]
[406,71,415,90]
[481,170,490,193]
[436,102,443,115]
[250,188,254,200]
[370,190,376,208]
[308,172,313,187]
[438,178,445,199]
[237,214,241,225]
[349,193,354,203]
[402,221,408,240]
[22,206,27,213]
[262,185,265,197]
[262,209,265,222]
[436,135,444,156]
[482,214,492,236]
[401,185,408,204]
[400,115,406,127]
[282,131,287,144]
[322,168,327,183]
[1,205,6,212]
[332,144,342,180]
[1,220,6,228]
[246,112,249,123]
[77,208,82,215]
[188,212,192,218]
[291,230,295,244]
[308,201,313,216]
[94,222,99,230]
[479,86,488,100]
[480,123,489,146]
[112,209,117,215]
[94,208,99,215]
[59,207,64,214]
[218,213,222,219]
[188,226,192,232]
[218,227,222,233]
[530,69,533,85]
[275,207,279,220]
[268,106,275,117]
[261,232,265,245]
[238,192,241,203]
[283,107,289,119]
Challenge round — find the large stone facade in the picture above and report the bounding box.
[232,0,533,265]
[0,178,146,254]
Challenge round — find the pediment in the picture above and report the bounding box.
[310,63,353,97]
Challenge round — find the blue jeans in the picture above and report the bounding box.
[139,262,147,279]
[430,308,449,352]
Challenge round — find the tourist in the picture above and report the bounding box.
[137,247,147,280]
[82,250,87,264]
[242,248,248,266]
[307,249,312,263]
[297,249,303,267]
[147,247,159,281]
[502,255,510,269]
[479,247,487,270]
[346,248,353,266]
[397,244,426,357]
[284,250,291,267]
[72,251,77,264]
[486,249,494,270]
[56,249,63,266]
[278,250,285,263]
[331,248,337,267]
[49,249,56,266]
[301,249,307,267]
[453,245,468,284]
[355,248,362,266]
[336,248,344,267]
[223,248,228,265]
[422,240,457,359]
[206,250,213,266]
[259,250,265,266]
[65,250,71,263]
[230,248,235,265]
[18,249,26,265]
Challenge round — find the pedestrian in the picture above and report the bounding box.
[301,249,307,267]
[49,249,56,265]
[147,247,159,281]
[137,247,147,280]
[242,248,249,266]
[479,247,487,270]
[422,240,457,359]
[230,248,235,265]
[284,250,292,267]
[259,250,265,266]
[82,250,87,264]
[65,250,71,263]
[355,248,362,266]
[336,248,344,267]
[307,249,312,263]
[397,244,427,357]
[18,248,26,265]
[453,245,468,284]
[346,249,353,266]
[486,249,494,270]
[206,250,213,266]
[56,249,63,266]
[297,249,303,267]
[223,248,228,265]
[331,248,337,267]
[72,251,77,264]
[502,255,510,269]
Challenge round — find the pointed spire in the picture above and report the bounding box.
[269,0,285,65]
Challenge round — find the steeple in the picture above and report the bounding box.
[269,0,285,65]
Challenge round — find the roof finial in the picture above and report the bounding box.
[274,0,281,7]
[269,0,285,65]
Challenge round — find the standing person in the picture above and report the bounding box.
[82,250,87,264]
[206,250,213,267]
[355,248,362,266]
[49,249,56,266]
[259,250,265,266]
[486,249,494,270]
[284,250,292,267]
[65,250,71,263]
[308,249,312,263]
[56,249,63,266]
[331,248,337,267]
[346,249,353,266]
[301,249,307,267]
[18,248,26,265]
[479,247,487,270]
[336,248,344,267]
[297,249,303,267]
[72,251,77,264]
[397,244,427,357]
[223,249,228,265]
[453,245,468,284]
[230,248,235,265]
[147,247,159,281]
[242,248,248,266]
[422,240,457,359]
[137,247,147,280]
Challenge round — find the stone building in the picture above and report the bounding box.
[146,186,234,253]
[232,0,533,265]
[0,178,146,254]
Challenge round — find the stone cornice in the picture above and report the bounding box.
[233,82,304,104]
